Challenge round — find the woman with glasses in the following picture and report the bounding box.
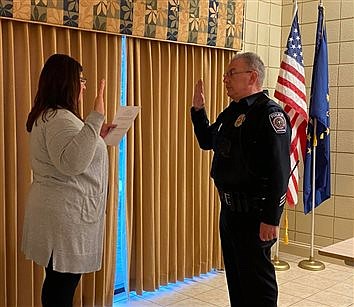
[22,54,115,307]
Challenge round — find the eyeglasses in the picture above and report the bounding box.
[223,70,253,78]
[80,77,87,85]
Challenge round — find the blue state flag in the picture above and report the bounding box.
[303,5,330,214]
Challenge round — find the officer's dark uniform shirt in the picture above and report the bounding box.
[191,91,291,226]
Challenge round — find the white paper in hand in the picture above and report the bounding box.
[104,106,140,145]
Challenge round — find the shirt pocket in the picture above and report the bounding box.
[64,191,105,225]
[81,191,105,224]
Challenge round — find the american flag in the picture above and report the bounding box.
[274,4,308,206]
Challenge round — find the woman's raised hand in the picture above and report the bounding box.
[94,79,105,115]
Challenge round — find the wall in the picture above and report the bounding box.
[243,0,354,253]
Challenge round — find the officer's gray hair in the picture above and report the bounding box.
[231,52,265,87]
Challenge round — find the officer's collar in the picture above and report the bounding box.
[232,90,269,107]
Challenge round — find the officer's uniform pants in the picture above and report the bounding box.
[219,206,278,307]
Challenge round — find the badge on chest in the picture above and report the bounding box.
[234,114,246,127]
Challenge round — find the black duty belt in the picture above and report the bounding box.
[218,190,264,213]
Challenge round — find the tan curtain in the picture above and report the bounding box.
[125,37,235,294]
[0,19,121,307]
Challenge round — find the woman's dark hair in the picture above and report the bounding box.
[26,54,83,132]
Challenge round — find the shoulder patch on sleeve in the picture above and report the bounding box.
[269,112,287,134]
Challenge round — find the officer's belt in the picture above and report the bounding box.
[218,190,264,213]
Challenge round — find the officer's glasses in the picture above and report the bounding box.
[223,70,253,78]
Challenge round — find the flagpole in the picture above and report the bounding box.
[272,204,291,271]
[298,118,325,271]
[272,0,298,273]
[272,223,290,271]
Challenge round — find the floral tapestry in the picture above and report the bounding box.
[0,0,244,50]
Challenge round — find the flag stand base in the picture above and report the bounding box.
[272,255,290,271]
[298,257,325,271]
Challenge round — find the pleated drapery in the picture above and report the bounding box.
[0,19,121,307]
[125,38,235,294]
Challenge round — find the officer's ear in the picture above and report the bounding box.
[249,70,258,85]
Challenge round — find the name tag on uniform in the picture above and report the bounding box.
[269,112,286,134]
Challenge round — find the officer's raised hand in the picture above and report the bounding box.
[193,79,205,111]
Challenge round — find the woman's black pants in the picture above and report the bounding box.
[41,257,82,307]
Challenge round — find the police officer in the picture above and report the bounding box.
[190,52,291,306]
